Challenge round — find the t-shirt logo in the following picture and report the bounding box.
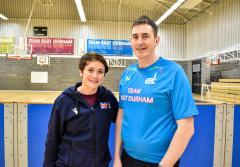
[100,102,111,109]
[145,73,157,85]
[125,76,131,81]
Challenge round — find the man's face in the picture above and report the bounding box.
[130,24,159,60]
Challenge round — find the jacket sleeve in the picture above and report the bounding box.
[109,91,119,123]
[43,99,65,167]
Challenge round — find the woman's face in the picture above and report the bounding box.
[80,60,105,91]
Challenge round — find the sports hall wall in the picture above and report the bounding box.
[0,0,240,91]
[0,9,186,91]
[0,56,188,91]
[186,0,240,84]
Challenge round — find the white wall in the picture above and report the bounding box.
[1,0,238,60]
[0,18,185,60]
[186,0,240,60]
[158,24,186,60]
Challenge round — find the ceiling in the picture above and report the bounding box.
[0,0,220,24]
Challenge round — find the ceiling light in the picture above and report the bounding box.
[0,13,8,20]
[74,0,86,22]
[155,0,185,25]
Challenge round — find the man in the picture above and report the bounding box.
[113,15,198,167]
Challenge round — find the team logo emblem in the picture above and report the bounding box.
[145,73,157,85]
[72,107,78,115]
[100,102,111,109]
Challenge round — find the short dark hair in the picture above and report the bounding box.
[132,15,158,37]
[78,53,109,74]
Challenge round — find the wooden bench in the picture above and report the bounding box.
[208,79,240,103]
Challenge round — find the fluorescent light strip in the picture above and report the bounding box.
[155,0,185,25]
[0,13,8,20]
[74,0,86,22]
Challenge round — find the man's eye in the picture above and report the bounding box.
[132,36,138,40]
[142,35,149,39]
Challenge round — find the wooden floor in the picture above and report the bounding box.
[193,93,224,104]
[0,90,227,104]
[0,90,61,104]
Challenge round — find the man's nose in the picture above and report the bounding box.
[136,37,144,45]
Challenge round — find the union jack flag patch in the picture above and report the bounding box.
[100,102,111,109]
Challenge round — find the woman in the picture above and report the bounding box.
[43,53,118,167]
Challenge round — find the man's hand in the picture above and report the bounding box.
[113,158,122,167]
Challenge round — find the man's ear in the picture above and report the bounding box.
[155,36,160,46]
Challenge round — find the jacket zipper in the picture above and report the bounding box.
[92,106,97,167]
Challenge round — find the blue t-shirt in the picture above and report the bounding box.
[119,57,198,163]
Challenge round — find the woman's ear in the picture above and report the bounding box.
[80,71,83,77]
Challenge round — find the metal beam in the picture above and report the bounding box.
[191,7,213,15]
[154,0,189,22]
[24,0,37,37]
[141,0,148,9]
[202,1,211,5]
[38,0,53,6]
[158,0,175,4]
[128,0,133,7]
[118,0,123,8]
[186,0,217,22]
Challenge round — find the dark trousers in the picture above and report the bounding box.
[121,149,180,167]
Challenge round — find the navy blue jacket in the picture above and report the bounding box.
[43,82,118,167]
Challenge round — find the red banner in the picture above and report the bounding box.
[27,38,74,55]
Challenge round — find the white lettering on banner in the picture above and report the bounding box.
[101,40,111,45]
[53,39,73,44]
[112,41,130,46]
[89,40,100,45]
[0,38,13,43]
[28,38,41,43]
[41,39,52,43]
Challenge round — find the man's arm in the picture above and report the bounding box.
[113,108,124,167]
[159,116,194,167]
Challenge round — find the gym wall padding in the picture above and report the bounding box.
[232,105,240,167]
[180,105,216,167]
[2,102,232,167]
[0,104,4,167]
[108,123,116,167]
[27,104,116,167]
[28,104,53,167]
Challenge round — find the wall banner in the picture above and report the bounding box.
[27,38,74,55]
[0,37,14,53]
[87,39,132,56]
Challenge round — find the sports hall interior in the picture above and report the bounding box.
[0,0,240,167]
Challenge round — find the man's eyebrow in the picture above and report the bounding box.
[132,33,150,36]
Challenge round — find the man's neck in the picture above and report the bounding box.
[138,54,159,68]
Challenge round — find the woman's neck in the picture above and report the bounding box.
[77,85,97,95]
